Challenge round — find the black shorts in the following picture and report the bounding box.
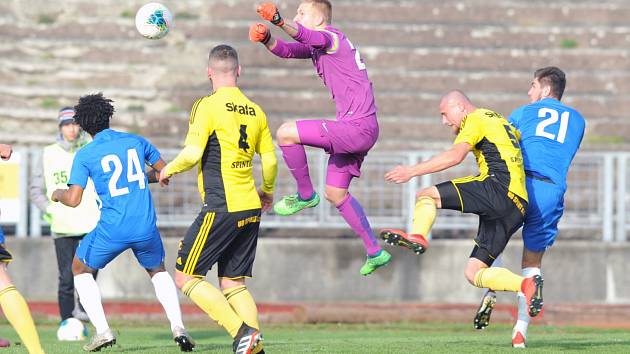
[0,245,12,263]
[176,208,261,278]
[436,175,526,266]
[0,245,13,263]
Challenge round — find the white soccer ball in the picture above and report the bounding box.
[57,318,88,341]
[135,3,173,40]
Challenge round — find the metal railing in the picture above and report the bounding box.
[6,148,628,242]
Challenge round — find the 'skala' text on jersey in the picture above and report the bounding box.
[226,102,256,116]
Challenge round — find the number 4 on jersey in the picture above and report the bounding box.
[239,124,250,152]
[100,148,146,197]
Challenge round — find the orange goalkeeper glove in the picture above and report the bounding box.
[257,2,284,26]
[249,23,271,44]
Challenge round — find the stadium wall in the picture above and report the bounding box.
[8,238,630,304]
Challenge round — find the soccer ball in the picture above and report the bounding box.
[57,318,88,341]
[135,3,173,40]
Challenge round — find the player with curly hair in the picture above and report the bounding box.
[52,93,195,352]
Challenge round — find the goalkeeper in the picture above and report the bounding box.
[250,0,390,276]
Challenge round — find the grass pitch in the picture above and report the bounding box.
[0,322,629,353]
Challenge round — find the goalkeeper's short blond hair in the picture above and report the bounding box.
[305,0,332,23]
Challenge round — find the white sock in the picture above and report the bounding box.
[514,267,542,336]
[483,254,503,297]
[74,273,109,334]
[151,272,184,331]
[522,267,541,278]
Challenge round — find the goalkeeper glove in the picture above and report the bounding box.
[249,23,271,44]
[257,2,284,26]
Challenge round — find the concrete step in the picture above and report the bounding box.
[164,88,622,120]
[3,56,628,98]
[1,0,628,151]
[5,39,627,74]
[3,19,629,50]
[9,0,627,26]
[202,0,630,26]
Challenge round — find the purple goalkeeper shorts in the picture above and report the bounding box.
[296,116,379,189]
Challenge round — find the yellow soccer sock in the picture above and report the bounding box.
[0,285,45,354]
[412,196,436,236]
[182,278,243,338]
[223,285,259,330]
[473,267,523,292]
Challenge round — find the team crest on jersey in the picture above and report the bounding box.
[226,102,256,116]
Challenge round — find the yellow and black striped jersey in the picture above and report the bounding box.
[454,108,528,201]
[184,87,275,212]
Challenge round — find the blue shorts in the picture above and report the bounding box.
[522,177,565,252]
[76,228,165,270]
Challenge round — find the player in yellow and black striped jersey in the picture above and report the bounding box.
[160,45,276,354]
[177,90,275,213]
[0,144,45,354]
[452,107,527,202]
[381,90,543,324]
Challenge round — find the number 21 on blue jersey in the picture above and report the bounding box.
[536,108,569,143]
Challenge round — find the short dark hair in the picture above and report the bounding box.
[534,66,566,100]
[305,0,332,23]
[73,93,114,136]
[208,44,239,74]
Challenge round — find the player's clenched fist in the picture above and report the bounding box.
[257,2,284,26]
[249,23,271,44]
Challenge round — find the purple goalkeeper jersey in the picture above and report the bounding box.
[271,23,377,121]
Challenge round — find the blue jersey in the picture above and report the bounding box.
[69,129,161,241]
[509,98,585,190]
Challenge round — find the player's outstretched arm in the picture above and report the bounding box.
[249,23,312,59]
[256,2,335,50]
[51,185,84,207]
[160,145,204,186]
[161,99,211,185]
[385,143,471,184]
